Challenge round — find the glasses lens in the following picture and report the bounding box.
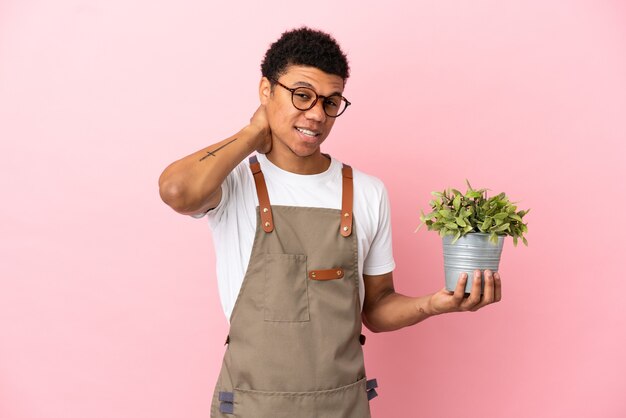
[290,87,348,117]
[291,87,317,111]
[323,95,347,117]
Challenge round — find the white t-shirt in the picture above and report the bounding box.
[194,153,395,322]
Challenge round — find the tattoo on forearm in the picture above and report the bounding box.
[199,137,238,161]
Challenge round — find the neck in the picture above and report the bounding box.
[265,149,331,175]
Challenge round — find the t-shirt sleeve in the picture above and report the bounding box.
[362,184,396,276]
[187,179,229,220]
[189,161,245,223]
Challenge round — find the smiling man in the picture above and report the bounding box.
[158,27,501,418]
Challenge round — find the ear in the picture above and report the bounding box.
[259,77,271,105]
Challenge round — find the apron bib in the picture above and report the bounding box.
[210,156,378,417]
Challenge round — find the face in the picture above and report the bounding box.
[259,65,345,160]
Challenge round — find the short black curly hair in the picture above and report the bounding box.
[261,27,350,84]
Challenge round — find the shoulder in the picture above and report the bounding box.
[333,158,390,216]
[350,164,388,201]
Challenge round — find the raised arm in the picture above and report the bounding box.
[158,105,271,216]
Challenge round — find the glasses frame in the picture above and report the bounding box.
[271,79,351,118]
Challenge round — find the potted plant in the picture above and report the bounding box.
[415,180,529,294]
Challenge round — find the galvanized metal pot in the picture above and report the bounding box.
[442,232,505,293]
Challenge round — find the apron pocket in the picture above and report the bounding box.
[264,253,310,322]
[232,377,370,418]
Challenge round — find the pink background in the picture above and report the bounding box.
[1,1,625,417]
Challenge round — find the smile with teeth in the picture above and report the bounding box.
[296,127,320,137]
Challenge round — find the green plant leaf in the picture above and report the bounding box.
[453,195,461,211]
[445,222,459,229]
[423,210,436,220]
[439,209,452,218]
[456,217,466,227]
[495,223,510,232]
[522,237,528,246]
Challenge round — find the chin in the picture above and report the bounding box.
[289,148,317,158]
[272,131,324,158]
[291,142,322,158]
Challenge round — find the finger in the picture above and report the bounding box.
[472,269,495,311]
[483,270,494,301]
[463,270,482,310]
[494,272,502,302]
[452,273,468,305]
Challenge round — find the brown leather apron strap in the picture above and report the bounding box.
[340,164,354,237]
[249,155,274,233]
[249,156,353,236]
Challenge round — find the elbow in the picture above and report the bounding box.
[362,311,384,334]
[159,180,186,212]
[158,170,219,215]
[369,325,386,334]
[158,171,192,214]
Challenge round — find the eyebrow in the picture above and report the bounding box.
[291,81,343,97]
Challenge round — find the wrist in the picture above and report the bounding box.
[243,124,269,145]
[414,294,437,319]
[423,294,441,317]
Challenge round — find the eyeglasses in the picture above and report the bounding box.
[272,79,351,118]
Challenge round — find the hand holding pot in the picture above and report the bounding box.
[428,269,502,314]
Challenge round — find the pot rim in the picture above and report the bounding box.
[442,232,505,237]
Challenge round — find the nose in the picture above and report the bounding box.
[304,99,326,122]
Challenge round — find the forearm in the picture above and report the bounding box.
[158,125,262,214]
[362,291,437,333]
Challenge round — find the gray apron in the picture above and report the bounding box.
[210,155,378,417]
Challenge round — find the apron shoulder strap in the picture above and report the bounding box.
[249,155,274,233]
[249,155,353,237]
[340,164,354,237]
